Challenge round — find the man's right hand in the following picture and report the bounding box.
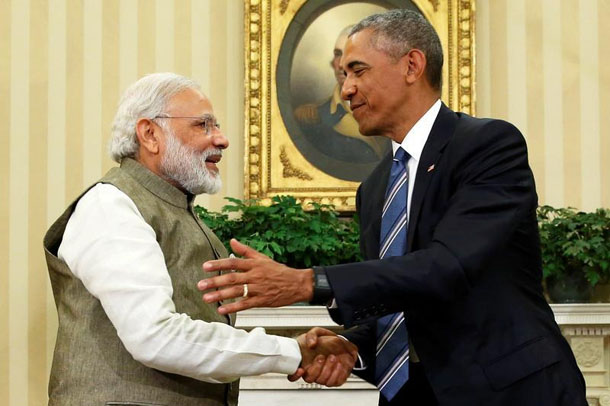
[199,239,314,314]
[290,327,357,387]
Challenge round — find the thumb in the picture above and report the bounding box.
[306,327,336,348]
[311,327,337,337]
[287,367,305,382]
[230,238,269,260]
[306,331,319,349]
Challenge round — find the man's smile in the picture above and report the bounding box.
[349,101,365,115]
[205,154,222,170]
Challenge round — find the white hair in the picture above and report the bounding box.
[109,72,201,163]
[160,128,223,195]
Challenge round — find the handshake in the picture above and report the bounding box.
[290,327,358,387]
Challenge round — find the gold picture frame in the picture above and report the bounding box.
[244,0,475,211]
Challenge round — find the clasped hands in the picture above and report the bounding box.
[197,239,357,386]
[291,327,358,387]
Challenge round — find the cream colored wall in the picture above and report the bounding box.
[477,0,610,211]
[1,0,609,405]
[0,1,244,405]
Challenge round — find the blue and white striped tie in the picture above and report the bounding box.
[375,147,410,401]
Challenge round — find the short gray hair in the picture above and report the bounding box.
[350,9,443,91]
[109,72,201,163]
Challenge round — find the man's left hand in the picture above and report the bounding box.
[198,239,314,315]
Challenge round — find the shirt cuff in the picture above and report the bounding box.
[273,336,302,374]
[338,335,366,371]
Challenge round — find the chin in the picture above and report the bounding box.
[358,124,381,137]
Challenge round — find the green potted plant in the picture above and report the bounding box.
[537,205,610,303]
[195,195,362,268]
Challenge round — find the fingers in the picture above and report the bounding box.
[300,354,353,387]
[200,253,311,315]
[303,355,326,383]
[202,240,272,273]
[214,297,264,315]
[305,327,336,349]
[310,327,337,337]
[201,257,253,275]
[290,340,355,387]
[326,358,352,387]
[317,353,354,387]
[310,354,335,384]
[230,239,269,260]
[201,284,248,303]
[198,263,256,293]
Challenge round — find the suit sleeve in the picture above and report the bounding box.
[324,120,537,328]
[342,321,379,383]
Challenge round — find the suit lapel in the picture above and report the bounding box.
[363,153,392,259]
[407,104,458,251]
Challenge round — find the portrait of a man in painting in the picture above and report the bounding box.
[277,0,418,182]
[245,0,475,211]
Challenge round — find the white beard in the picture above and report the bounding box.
[160,132,222,195]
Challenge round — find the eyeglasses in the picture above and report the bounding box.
[153,114,221,135]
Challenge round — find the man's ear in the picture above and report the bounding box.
[135,118,161,155]
[402,49,427,85]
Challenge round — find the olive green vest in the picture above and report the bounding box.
[44,158,239,406]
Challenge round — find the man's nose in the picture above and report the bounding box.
[212,131,229,149]
[341,78,355,101]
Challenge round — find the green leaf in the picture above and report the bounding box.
[195,196,362,268]
[538,205,610,289]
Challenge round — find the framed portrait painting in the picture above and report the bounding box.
[244,0,475,211]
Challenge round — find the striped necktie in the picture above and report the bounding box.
[375,147,410,401]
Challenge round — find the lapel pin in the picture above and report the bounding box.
[427,164,435,173]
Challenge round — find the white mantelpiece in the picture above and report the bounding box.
[235,304,610,406]
[552,304,610,406]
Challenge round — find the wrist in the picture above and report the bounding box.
[309,266,334,305]
[300,268,314,302]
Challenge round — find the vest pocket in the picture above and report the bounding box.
[482,335,562,390]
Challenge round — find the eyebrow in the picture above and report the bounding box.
[346,60,367,70]
[191,113,215,121]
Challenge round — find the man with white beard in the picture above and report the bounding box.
[43,73,357,406]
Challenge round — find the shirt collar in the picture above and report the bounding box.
[392,99,442,162]
[120,158,192,209]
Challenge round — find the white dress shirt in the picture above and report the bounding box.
[346,99,442,369]
[58,183,301,384]
[390,99,441,362]
[392,98,442,221]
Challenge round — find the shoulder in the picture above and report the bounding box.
[454,113,524,143]
[59,183,151,264]
[69,183,147,233]
[77,183,139,214]
[446,113,528,159]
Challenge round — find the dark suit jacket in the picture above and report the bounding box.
[323,104,587,406]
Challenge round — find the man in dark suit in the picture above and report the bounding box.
[198,9,587,406]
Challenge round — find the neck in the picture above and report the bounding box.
[389,92,439,144]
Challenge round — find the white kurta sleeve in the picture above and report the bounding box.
[58,183,301,383]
